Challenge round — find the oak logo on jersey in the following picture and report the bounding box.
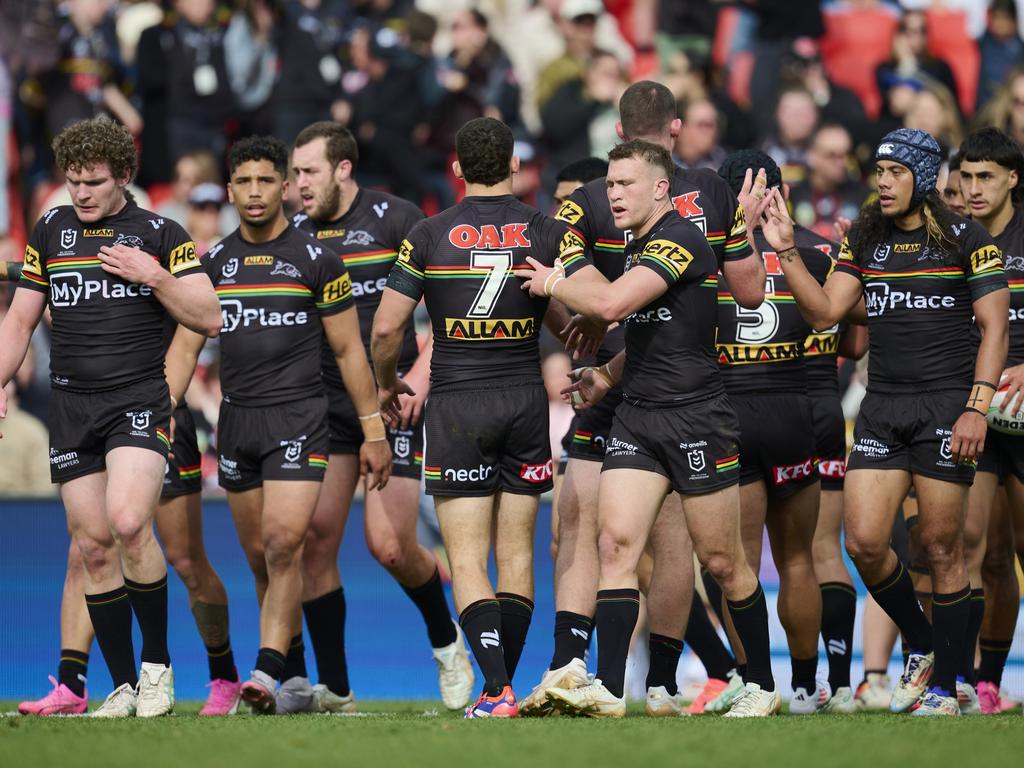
[322,274,353,304]
[245,255,274,266]
[83,228,114,238]
[448,223,530,249]
[398,239,414,263]
[23,244,42,275]
[717,340,802,365]
[969,245,1003,274]
[444,317,535,340]
[316,229,346,240]
[673,191,704,218]
[169,241,200,275]
[555,198,584,226]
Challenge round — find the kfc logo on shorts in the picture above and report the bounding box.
[818,459,846,479]
[280,436,306,466]
[687,449,706,473]
[773,458,815,486]
[519,460,554,483]
[61,229,77,250]
[394,434,410,459]
[126,410,151,431]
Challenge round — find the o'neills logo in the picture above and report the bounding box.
[444,317,535,340]
[83,228,114,237]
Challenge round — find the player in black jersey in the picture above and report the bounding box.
[518,140,779,718]
[290,122,471,712]
[373,118,590,718]
[956,128,1024,712]
[165,136,391,714]
[0,117,221,717]
[523,80,769,717]
[774,128,1009,716]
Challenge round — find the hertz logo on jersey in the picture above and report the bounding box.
[322,274,353,304]
[316,229,345,239]
[444,317,535,340]
[169,241,201,275]
[23,244,42,275]
[244,255,274,266]
[970,245,1003,274]
[838,238,854,262]
[555,199,584,226]
[718,340,803,365]
[640,238,694,277]
[83,228,115,237]
[398,239,414,263]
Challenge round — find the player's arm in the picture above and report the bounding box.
[0,289,47,432]
[722,255,766,310]
[397,330,433,431]
[371,287,419,418]
[164,325,208,406]
[324,307,392,490]
[560,349,626,410]
[725,167,768,309]
[531,262,667,322]
[0,262,22,282]
[838,324,868,360]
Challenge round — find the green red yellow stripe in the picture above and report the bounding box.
[177,464,201,480]
[396,261,424,279]
[424,465,442,480]
[308,454,328,469]
[716,454,739,472]
[572,430,592,445]
[216,283,313,298]
[1008,280,1024,292]
[342,250,397,268]
[47,256,103,272]
[21,271,47,287]
[860,267,964,280]
[414,452,423,466]
[156,428,171,450]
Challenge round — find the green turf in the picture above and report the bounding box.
[3,701,1023,768]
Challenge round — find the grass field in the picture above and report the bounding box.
[3,701,1023,768]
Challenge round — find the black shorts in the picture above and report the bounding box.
[48,377,171,484]
[217,395,330,491]
[977,429,1024,482]
[733,393,819,500]
[848,391,976,484]
[811,394,846,491]
[564,387,622,464]
[327,385,424,480]
[162,405,202,498]
[424,381,552,497]
[602,392,741,495]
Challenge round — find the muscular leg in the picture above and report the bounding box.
[229,487,269,605]
[979,484,1021,692]
[494,491,540,682]
[59,542,94,696]
[814,488,856,694]
[721,481,768,668]
[962,472,998,687]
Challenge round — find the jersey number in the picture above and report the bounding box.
[467,250,512,318]
[734,277,779,343]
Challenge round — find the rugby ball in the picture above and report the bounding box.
[988,379,1024,434]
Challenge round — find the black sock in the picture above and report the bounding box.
[701,569,728,626]
[302,588,350,696]
[282,633,307,681]
[551,611,592,669]
[191,601,237,682]
[791,655,818,693]
[85,586,137,688]
[960,588,984,686]
[931,586,970,696]
[978,638,1013,687]
[402,568,457,649]
[820,582,856,691]
[737,663,747,680]
[58,649,89,697]
[205,641,238,682]
[124,575,170,666]
[646,634,684,695]
[255,647,286,682]
[595,588,640,699]
[496,593,533,682]
[683,592,735,681]
[901,641,910,670]
[865,561,933,655]
[460,599,509,696]
[727,583,774,692]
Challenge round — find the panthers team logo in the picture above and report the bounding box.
[114,234,145,249]
[271,261,301,279]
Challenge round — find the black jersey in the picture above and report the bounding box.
[835,216,1007,394]
[18,202,203,391]
[204,224,354,407]
[619,210,722,404]
[386,194,588,391]
[987,208,1024,367]
[555,165,751,362]
[293,188,424,386]
[717,226,835,395]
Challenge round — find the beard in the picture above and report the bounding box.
[313,183,342,221]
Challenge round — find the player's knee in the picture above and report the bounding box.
[167,550,200,591]
[107,512,151,548]
[76,537,116,577]
[368,533,407,571]
[844,530,888,566]
[263,529,303,570]
[919,529,962,572]
[962,517,985,554]
[701,552,736,586]
[597,528,634,571]
[982,537,1015,578]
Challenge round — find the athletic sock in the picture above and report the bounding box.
[791,655,818,693]
[282,633,307,680]
[978,638,1013,687]
[460,599,509,696]
[85,586,138,688]
[701,569,728,626]
[727,583,774,692]
[255,648,286,682]
[302,588,350,696]
[736,663,747,680]
[551,611,592,669]
[683,591,735,681]
[820,582,856,691]
[58,649,89,697]
[646,634,684,695]
[865,561,933,655]
[401,568,457,648]
[496,592,533,682]
[960,588,984,686]
[595,588,641,699]
[191,602,237,682]
[931,586,970,696]
[124,575,170,666]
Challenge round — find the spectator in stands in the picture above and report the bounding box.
[224,0,279,137]
[876,70,925,143]
[535,0,604,112]
[875,10,959,117]
[156,149,237,233]
[789,123,866,241]
[976,0,1024,113]
[674,97,726,171]
[975,67,1024,147]
[905,80,963,155]
[137,0,234,185]
[653,0,719,74]
[941,151,967,217]
[185,182,227,255]
[761,85,820,185]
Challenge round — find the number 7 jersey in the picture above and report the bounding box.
[386,194,588,390]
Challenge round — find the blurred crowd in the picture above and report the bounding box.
[5,0,1024,493]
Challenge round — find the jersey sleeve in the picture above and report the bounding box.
[18,218,50,294]
[554,184,595,246]
[386,221,429,301]
[311,242,355,317]
[961,221,1007,302]
[832,237,861,280]
[635,227,705,287]
[535,214,591,276]
[803,243,837,287]
[387,199,426,247]
[717,179,754,263]
[160,221,204,279]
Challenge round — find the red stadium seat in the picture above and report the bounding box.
[925,8,979,117]
[820,4,900,120]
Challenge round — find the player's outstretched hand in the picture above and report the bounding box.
[737,167,770,227]
[562,314,613,360]
[98,244,163,285]
[360,439,393,491]
[515,256,563,298]
[379,379,416,427]
[560,366,610,410]
[951,410,986,465]
[761,189,795,253]
[833,216,853,243]
[397,370,428,432]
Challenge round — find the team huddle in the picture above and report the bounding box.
[1,79,1022,719]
